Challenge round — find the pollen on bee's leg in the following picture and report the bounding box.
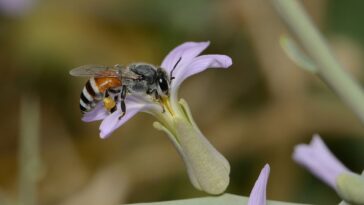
[103,97,116,111]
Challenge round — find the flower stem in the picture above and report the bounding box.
[271,0,364,124]
[19,94,41,205]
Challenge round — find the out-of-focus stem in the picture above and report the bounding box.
[271,0,364,124]
[19,94,40,205]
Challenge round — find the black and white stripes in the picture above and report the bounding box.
[79,78,102,113]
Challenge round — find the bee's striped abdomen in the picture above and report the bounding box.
[79,78,102,113]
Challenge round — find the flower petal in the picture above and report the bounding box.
[99,104,140,139]
[99,95,162,139]
[161,41,210,73]
[82,102,108,122]
[171,54,232,88]
[293,134,350,189]
[248,164,270,205]
[0,0,34,16]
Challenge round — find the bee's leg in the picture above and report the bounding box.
[154,90,160,100]
[147,89,160,100]
[161,105,165,113]
[118,85,127,120]
[109,96,117,114]
[103,89,117,113]
[150,89,165,113]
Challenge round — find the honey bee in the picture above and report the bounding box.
[70,63,171,118]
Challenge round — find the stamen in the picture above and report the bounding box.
[161,96,174,116]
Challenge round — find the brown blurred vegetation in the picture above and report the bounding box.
[1,0,364,204]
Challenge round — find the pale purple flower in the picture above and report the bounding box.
[293,134,364,204]
[293,134,350,189]
[247,164,270,205]
[82,41,232,194]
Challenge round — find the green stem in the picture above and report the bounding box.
[19,94,41,205]
[272,0,364,124]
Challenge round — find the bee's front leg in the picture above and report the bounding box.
[148,89,165,113]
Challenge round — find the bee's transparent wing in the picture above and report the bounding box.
[69,65,123,77]
[120,68,141,80]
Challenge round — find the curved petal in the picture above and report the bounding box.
[82,102,108,122]
[161,41,210,74]
[293,134,350,189]
[99,95,163,139]
[171,54,233,90]
[248,164,270,205]
[99,103,141,139]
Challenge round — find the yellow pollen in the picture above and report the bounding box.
[103,97,116,111]
[162,96,174,116]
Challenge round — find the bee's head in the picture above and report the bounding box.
[156,68,170,97]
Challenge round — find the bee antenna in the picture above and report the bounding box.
[170,57,181,82]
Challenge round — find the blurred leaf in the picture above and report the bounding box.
[125,193,307,205]
[280,35,317,73]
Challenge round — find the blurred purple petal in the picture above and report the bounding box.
[0,0,34,16]
[172,54,232,89]
[248,164,270,205]
[161,41,209,73]
[293,134,350,189]
[82,102,108,122]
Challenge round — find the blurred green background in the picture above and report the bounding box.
[1,0,364,204]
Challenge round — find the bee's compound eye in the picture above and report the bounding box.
[158,77,169,94]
